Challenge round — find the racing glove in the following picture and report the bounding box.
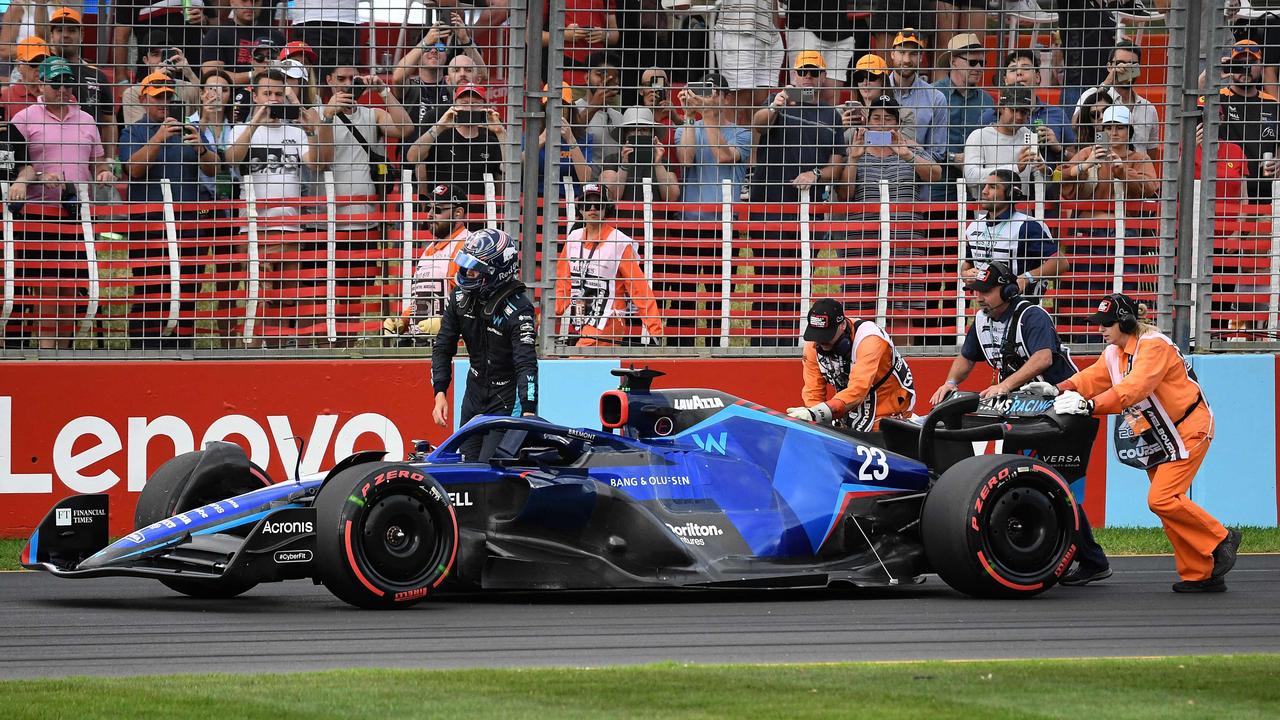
[1022,381,1059,397]
[786,403,833,424]
[382,317,405,336]
[1054,391,1093,416]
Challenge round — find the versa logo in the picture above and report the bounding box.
[692,432,728,455]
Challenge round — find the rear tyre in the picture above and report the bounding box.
[135,444,273,599]
[313,462,458,609]
[922,454,1079,598]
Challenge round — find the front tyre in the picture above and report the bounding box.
[314,462,458,609]
[922,455,1079,598]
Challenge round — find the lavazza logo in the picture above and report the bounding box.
[665,521,724,546]
[673,396,724,411]
[0,396,404,495]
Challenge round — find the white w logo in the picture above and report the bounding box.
[692,432,728,455]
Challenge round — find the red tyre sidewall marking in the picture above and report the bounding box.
[970,464,1074,590]
[343,519,385,597]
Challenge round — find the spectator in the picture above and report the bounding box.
[317,65,411,226]
[572,55,624,155]
[1,37,49,121]
[785,0,858,84]
[191,68,243,345]
[289,0,360,71]
[598,107,680,203]
[0,112,36,348]
[0,1,48,70]
[47,9,117,159]
[835,93,939,331]
[392,26,453,139]
[1097,41,1159,155]
[849,53,889,108]
[279,59,320,111]
[980,50,1075,166]
[12,57,117,349]
[787,299,916,435]
[554,0,620,87]
[675,72,751,219]
[1216,41,1280,200]
[1071,87,1116,149]
[224,40,285,125]
[112,0,211,73]
[711,0,784,121]
[1058,105,1159,215]
[841,94,942,202]
[120,78,219,348]
[963,86,1046,200]
[199,0,287,87]
[748,51,844,345]
[408,83,506,202]
[383,183,469,347]
[554,183,664,347]
[121,46,200,126]
[224,67,335,342]
[1056,0,1118,110]
[932,33,993,201]
[639,67,682,146]
[529,88,595,195]
[886,29,947,166]
[1194,104,1248,205]
[961,170,1066,300]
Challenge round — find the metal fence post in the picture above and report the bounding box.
[1191,0,1218,351]
[535,0,564,358]
[1167,0,1206,350]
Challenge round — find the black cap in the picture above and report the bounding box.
[701,71,730,90]
[1085,293,1139,325]
[999,86,1034,108]
[967,261,1016,292]
[1003,48,1039,68]
[803,299,845,343]
[867,93,900,119]
[427,183,465,206]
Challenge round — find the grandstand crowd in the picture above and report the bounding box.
[0,0,1270,350]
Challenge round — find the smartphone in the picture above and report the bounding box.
[269,104,300,121]
[1117,65,1140,83]
[686,81,715,98]
[785,86,814,104]
[865,130,892,146]
[166,101,185,121]
[1021,127,1037,146]
[351,76,366,88]
[455,109,486,125]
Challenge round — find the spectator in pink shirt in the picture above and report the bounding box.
[11,56,116,349]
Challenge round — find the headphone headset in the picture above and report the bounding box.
[986,260,1022,302]
[989,168,1025,204]
[1109,293,1139,333]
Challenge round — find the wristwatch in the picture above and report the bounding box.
[1022,271,1035,283]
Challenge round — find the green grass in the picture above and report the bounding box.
[0,656,1277,719]
[4,527,1277,572]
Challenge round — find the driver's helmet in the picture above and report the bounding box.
[454,228,519,295]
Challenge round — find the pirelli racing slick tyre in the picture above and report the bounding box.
[314,462,459,609]
[135,443,273,599]
[922,454,1079,598]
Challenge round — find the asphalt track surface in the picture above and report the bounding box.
[2,555,1278,679]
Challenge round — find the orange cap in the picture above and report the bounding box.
[140,71,176,98]
[49,7,82,24]
[793,50,827,70]
[15,36,50,64]
[893,28,924,48]
[854,53,888,75]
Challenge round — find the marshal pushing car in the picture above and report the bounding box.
[22,368,1098,608]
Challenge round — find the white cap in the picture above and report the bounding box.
[278,59,308,81]
[1100,105,1131,125]
[619,106,659,127]
[1230,0,1268,20]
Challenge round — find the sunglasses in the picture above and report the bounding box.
[579,201,604,210]
[796,68,824,78]
[429,42,447,53]
[45,79,74,89]
[253,51,272,63]
[958,56,986,67]
[852,71,879,83]
[1099,320,1117,328]
[427,204,456,214]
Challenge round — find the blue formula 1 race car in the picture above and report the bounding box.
[22,368,1098,608]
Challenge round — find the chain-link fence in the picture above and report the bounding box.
[0,0,1273,357]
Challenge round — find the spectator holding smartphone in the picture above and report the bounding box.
[122,46,200,125]
[676,72,750,219]
[598,107,680,203]
[554,0,620,87]
[963,86,1044,200]
[408,83,505,202]
[121,79,219,348]
[573,55,624,157]
[850,54,889,109]
[979,50,1074,166]
[1058,105,1158,215]
[639,67,681,146]
[225,67,334,343]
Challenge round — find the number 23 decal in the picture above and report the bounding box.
[855,445,889,482]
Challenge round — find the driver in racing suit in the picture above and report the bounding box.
[786,299,915,436]
[383,183,468,345]
[431,229,539,460]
